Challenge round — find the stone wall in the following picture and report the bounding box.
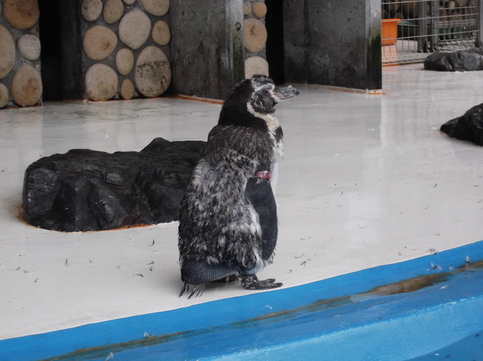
[0,0,43,108]
[0,0,383,108]
[0,0,173,108]
[61,0,172,101]
[0,0,268,106]
[243,0,269,79]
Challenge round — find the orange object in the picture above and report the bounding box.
[381,19,401,46]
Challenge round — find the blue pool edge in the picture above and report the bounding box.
[2,240,483,361]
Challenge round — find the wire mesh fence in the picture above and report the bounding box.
[382,0,482,64]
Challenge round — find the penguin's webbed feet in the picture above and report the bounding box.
[240,274,282,290]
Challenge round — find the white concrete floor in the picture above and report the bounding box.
[1,64,483,341]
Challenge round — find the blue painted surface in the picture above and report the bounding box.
[2,241,483,361]
[409,330,483,360]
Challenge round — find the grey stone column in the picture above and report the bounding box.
[170,0,245,100]
[284,0,382,91]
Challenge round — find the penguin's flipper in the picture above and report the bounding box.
[240,274,283,290]
[245,177,278,260]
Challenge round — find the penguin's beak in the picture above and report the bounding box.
[273,85,299,102]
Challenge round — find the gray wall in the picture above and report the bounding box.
[170,0,245,100]
[54,0,383,103]
[59,0,383,102]
[284,0,382,91]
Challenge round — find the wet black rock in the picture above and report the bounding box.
[424,48,483,72]
[440,103,483,146]
[23,138,206,232]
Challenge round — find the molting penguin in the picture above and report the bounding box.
[178,75,299,298]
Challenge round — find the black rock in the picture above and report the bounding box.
[440,103,483,146]
[424,48,483,72]
[23,138,206,232]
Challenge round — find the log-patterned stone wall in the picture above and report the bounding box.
[0,0,173,108]
[77,0,172,101]
[0,0,43,108]
[243,0,269,79]
[1,1,355,107]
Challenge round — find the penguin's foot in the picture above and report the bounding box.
[240,274,283,290]
[179,282,205,299]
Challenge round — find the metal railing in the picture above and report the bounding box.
[382,0,483,64]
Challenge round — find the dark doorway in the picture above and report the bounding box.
[265,0,285,85]
[38,0,63,101]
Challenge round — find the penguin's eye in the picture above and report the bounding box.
[261,89,270,96]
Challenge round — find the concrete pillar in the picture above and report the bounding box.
[170,0,245,100]
[284,0,382,91]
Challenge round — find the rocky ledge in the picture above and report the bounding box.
[22,137,205,232]
[424,48,483,72]
[440,103,483,146]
